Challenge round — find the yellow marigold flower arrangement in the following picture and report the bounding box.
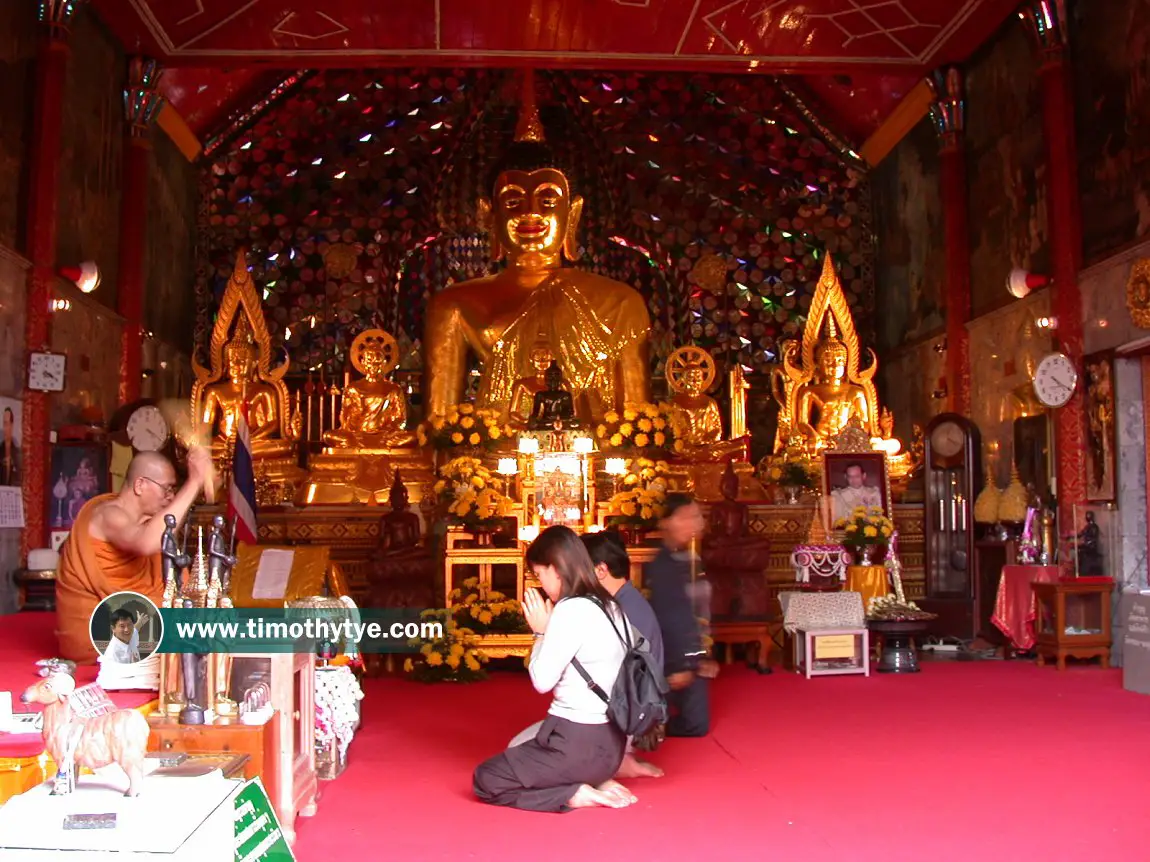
[404,609,489,683]
[609,458,672,527]
[448,577,528,634]
[833,506,894,547]
[417,403,513,450]
[435,457,514,529]
[596,402,683,453]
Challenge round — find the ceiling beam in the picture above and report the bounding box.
[157,102,202,161]
[858,79,932,167]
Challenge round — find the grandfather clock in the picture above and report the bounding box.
[921,413,981,639]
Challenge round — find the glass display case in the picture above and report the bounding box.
[1064,503,1118,580]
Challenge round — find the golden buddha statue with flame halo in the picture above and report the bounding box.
[323,329,414,448]
[772,255,884,454]
[424,70,651,421]
[191,249,298,476]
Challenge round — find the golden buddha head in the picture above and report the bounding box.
[359,343,387,383]
[816,339,849,382]
[482,71,583,265]
[529,341,554,375]
[224,320,258,383]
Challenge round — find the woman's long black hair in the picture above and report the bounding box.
[525,525,617,606]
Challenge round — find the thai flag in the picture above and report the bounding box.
[227,404,258,545]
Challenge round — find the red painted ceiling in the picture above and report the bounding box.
[92,0,1018,146]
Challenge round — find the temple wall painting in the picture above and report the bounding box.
[877,338,942,447]
[196,68,873,423]
[49,290,121,429]
[57,7,123,308]
[1073,0,1150,265]
[872,115,945,357]
[0,3,35,254]
[144,125,198,355]
[964,20,1049,320]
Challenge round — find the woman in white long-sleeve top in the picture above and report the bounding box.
[472,525,637,812]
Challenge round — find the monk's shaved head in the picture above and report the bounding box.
[125,452,176,483]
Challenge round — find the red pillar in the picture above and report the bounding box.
[1020,1,1086,530]
[118,57,165,405]
[22,2,83,557]
[928,68,971,417]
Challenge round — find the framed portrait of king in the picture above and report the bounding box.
[823,452,891,523]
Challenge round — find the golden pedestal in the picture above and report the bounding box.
[298,447,434,506]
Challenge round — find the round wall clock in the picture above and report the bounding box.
[1033,352,1078,408]
[930,420,966,458]
[125,404,170,451]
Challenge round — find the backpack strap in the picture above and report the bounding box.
[569,596,631,705]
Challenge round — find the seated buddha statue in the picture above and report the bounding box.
[529,361,580,430]
[794,326,870,448]
[701,462,772,617]
[300,329,432,506]
[508,341,556,427]
[199,317,293,459]
[666,346,747,462]
[323,329,414,449]
[370,470,435,604]
[424,70,650,421]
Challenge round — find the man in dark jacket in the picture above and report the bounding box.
[644,493,717,738]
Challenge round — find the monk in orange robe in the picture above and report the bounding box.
[56,449,212,663]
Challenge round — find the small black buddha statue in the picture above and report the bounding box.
[529,361,579,430]
[1075,511,1104,577]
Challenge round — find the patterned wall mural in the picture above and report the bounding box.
[873,115,946,356]
[57,9,124,304]
[964,22,1049,319]
[1073,0,1150,264]
[145,124,198,353]
[197,68,873,405]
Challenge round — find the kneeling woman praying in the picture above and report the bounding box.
[473,525,637,811]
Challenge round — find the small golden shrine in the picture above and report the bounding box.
[190,248,304,500]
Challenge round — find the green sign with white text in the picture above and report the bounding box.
[234,777,295,862]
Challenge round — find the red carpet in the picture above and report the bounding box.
[295,661,1150,862]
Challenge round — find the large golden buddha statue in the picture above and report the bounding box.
[323,329,414,448]
[772,255,883,454]
[424,71,650,421]
[299,328,432,506]
[191,249,297,471]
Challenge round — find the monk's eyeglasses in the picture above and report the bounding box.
[141,476,176,496]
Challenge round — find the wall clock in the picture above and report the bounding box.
[1033,352,1077,408]
[125,404,170,452]
[27,352,67,392]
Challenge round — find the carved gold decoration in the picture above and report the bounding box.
[825,417,874,453]
[1127,258,1150,329]
[728,364,749,440]
[323,243,358,280]
[665,345,747,465]
[771,254,889,454]
[689,253,727,295]
[349,328,399,376]
[667,345,716,393]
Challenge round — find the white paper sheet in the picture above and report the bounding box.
[252,548,295,599]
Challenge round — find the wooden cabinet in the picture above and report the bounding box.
[1033,580,1113,670]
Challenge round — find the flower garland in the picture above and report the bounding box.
[834,506,894,547]
[314,667,364,762]
[434,456,514,528]
[450,577,528,634]
[609,458,672,527]
[416,403,513,450]
[403,610,489,682]
[595,402,683,453]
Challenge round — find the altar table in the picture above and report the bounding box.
[991,565,1060,651]
[845,565,889,610]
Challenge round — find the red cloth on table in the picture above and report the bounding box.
[992,565,1060,650]
[0,612,154,759]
